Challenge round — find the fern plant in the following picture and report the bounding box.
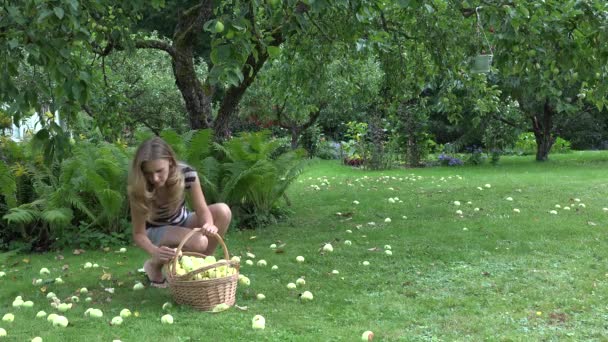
[216,131,309,227]
[155,128,308,227]
[1,139,131,249]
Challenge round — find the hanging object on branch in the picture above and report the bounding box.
[471,6,494,74]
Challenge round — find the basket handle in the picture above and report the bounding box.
[173,227,231,263]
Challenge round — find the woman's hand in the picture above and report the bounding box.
[153,246,176,264]
[201,223,219,235]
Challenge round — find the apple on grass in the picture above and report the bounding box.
[111,316,123,326]
[36,311,47,318]
[120,309,131,318]
[57,303,72,312]
[52,315,68,327]
[0,328,6,337]
[295,278,305,286]
[212,303,230,313]
[362,330,374,341]
[161,314,174,324]
[300,291,313,301]
[2,313,14,322]
[252,315,265,330]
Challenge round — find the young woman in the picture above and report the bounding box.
[127,136,231,288]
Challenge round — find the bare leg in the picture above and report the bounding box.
[199,203,231,255]
[158,203,232,256]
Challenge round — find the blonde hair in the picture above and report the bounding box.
[127,136,184,221]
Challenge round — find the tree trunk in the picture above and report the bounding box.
[214,48,271,141]
[172,3,215,130]
[290,127,299,149]
[172,50,213,130]
[531,99,557,161]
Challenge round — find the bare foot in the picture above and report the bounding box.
[143,259,165,283]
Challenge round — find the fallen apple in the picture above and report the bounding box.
[111,316,123,325]
[300,291,313,301]
[322,244,333,252]
[160,314,174,324]
[36,311,47,318]
[52,315,69,328]
[39,268,50,276]
[296,278,305,286]
[361,330,374,341]
[296,256,305,263]
[2,313,14,322]
[212,303,230,312]
[133,282,145,291]
[120,309,131,318]
[251,315,265,330]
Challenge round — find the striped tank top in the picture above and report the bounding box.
[146,162,198,228]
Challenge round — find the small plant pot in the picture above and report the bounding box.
[471,54,493,73]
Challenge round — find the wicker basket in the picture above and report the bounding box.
[166,228,240,311]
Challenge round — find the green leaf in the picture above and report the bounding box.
[41,207,72,226]
[54,7,64,20]
[267,46,281,58]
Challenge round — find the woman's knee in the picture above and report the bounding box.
[183,233,208,253]
[212,203,232,223]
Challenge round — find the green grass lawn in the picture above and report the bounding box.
[3,151,608,341]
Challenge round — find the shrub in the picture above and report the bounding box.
[315,139,341,160]
[465,146,486,165]
[552,137,572,154]
[438,153,464,166]
[514,132,572,155]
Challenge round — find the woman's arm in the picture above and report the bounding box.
[131,205,158,255]
[189,177,216,232]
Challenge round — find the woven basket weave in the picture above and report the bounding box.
[166,228,239,311]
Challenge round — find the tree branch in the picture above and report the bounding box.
[490,112,525,130]
[92,39,176,58]
[135,39,176,58]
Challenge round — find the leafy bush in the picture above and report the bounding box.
[1,139,131,250]
[156,128,309,228]
[438,153,464,166]
[552,137,572,154]
[514,132,572,155]
[465,146,486,165]
[513,132,537,155]
[315,139,341,160]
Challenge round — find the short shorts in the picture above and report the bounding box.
[146,211,195,246]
